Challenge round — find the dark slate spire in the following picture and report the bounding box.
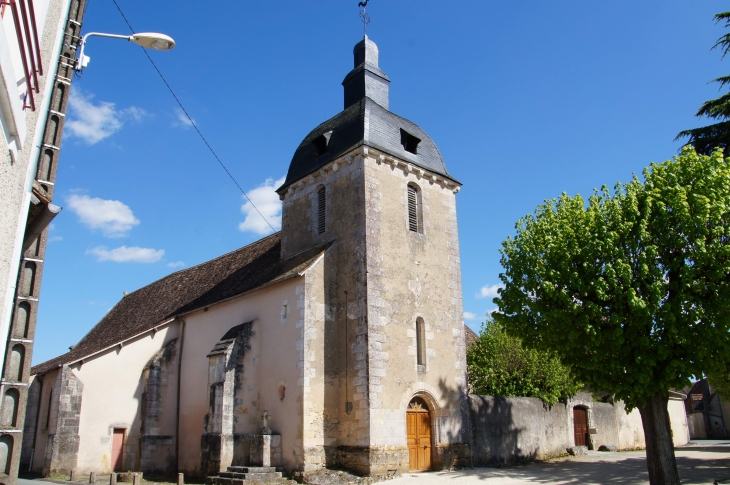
[342,36,390,110]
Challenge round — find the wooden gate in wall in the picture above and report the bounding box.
[406,397,432,471]
[573,407,588,447]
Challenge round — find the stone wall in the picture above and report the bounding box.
[139,339,178,475]
[470,393,688,466]
[469,395,569,465]
[43,366,83,475]
[200,322,253,476]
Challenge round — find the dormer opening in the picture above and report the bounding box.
[400,129,421,155]
[312,131,333,157]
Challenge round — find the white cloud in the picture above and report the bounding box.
[487,308,498,315]
[463,311,477,321]
[239,176,286,235]
[67,194,140,238]
[48,236,63,242]
[87,246,164,263]
[65,88,146,144]
[476,283,504,299]
[167,261,185,268]
[172,107,194,128]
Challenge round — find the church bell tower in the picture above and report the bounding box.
[276,35,469,477]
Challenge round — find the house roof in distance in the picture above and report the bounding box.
[32,233,329,376]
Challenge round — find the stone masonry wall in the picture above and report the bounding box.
[470,393,687,466]
[139,339,178,474]
[280,149,370,473]
[279,144,471,476]
[43,366,83,475]
[201,323,253,476]
[363,147,469,474]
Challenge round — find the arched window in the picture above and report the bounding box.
[407,184,422,233]
[317,186,326,234]
[416,317,426,366]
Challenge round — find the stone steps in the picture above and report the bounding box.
[207,466,285,484]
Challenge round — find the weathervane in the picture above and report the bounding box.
[358,0,371,36]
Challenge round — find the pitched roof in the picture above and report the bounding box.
[32,233,329,376]
[464,325,479,348]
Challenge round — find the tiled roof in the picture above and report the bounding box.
[32,233,329,376]
[464,325,479,348]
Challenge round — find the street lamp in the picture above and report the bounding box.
[75,32,176,71]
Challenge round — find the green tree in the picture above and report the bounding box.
[466,316,581,405]
[494,147,730,485]
[677,12,730,154]
[707,369,730,400]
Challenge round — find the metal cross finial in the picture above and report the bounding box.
[358,0,371,36]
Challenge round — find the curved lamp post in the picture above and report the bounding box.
[74,32,175,71]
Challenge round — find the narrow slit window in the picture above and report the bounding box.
[416,318,426,366]
[400,129,421,155]
[408,184,422,233]
[317,187,326,234]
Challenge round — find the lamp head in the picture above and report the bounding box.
[130,33,176,50]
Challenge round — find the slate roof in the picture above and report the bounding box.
[278,97,458,192]
[32,233,329,376]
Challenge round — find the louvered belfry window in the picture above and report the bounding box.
[317,187,326,234]
[408,185,419,232]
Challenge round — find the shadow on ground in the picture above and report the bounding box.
[414,452,729,484]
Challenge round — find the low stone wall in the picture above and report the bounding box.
[469,393,688,466]
[469,395,570,466]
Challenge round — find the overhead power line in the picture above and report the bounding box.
[109,0,276,233]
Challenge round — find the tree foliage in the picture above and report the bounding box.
[466,317,581,405]
[707,368,730,400]
[495,147,730,410]
[677,12,730,154]
[494,147,730,484]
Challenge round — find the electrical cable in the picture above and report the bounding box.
[109,0,276,233]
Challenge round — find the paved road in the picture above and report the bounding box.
[17,441,730,485]
[392,442,730,485]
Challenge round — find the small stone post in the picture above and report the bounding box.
[89,472,96,483]
[132,473,141,485]
[177,473,184,485]
[110,473,117,485]
[260,410,272,467]
[69,470,76,481]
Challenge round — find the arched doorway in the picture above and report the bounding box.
[573,406,589,447]
[406,396,432,471]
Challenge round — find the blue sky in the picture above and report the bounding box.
[34,0,728,364]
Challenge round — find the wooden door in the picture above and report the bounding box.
[573,407,588,447]
[111,428,125,471]
[406,397,432,471]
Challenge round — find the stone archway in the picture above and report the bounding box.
[406,396,432,471]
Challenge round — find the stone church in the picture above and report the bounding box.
[21,35,470,479]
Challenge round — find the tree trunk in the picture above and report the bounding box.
[637,394,681,485]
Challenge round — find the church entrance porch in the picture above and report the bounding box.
[406,397,432,472]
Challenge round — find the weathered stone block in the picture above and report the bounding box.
[567,446,588,456]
